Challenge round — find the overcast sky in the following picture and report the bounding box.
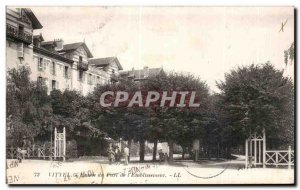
[29,6,294,92]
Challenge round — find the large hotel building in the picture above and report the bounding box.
[6,8,163,95]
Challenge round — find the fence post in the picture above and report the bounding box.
[275,152,278,168]
[288,146,291,169]
[27,147,30,158]
[38,148,41,158]
[263,129,266,168]
[10,146,13,159]
[43,144,46,159]
[32,144,35,158]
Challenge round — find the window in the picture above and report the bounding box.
[88,74,92,85]
[64,66,69,79]
[52,80,57,90]
[79,56,83,63]
[37,76,43,83]
[78,70,84,82]
[51,62,56,75]
[38,58,43,71]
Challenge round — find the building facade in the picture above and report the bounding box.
[6,8,124,96]
[6,8,42,70]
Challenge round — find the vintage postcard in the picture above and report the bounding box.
[6,6,295,185]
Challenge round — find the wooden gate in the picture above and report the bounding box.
[245,129,294,168]
[54,127,66,161]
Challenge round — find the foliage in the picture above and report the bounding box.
[217,63,294,148]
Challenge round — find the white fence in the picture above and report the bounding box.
[245,129,294,168]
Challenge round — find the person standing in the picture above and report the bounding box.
[107,147,115,165]
[123,145,129,165]
[115,146,121,164]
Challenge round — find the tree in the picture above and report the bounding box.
[141,72,210,162]
[217,63,294,149]
[6,66,52,146]
[284,42,294,66]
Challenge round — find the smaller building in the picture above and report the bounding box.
[120,66,163,82]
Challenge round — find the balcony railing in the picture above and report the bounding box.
[6,24,33,44]
[78,61,89,71]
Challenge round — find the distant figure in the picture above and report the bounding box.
[107,147,115,165]
[164,153,168,163]
[158,149,164,162]
[115,146,121,164]
[17,148,27,163]
[123,146,129,165]
[17,136,30,162]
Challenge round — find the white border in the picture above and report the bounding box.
[0,0,298,189]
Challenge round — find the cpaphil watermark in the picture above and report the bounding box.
[99,91,200,108]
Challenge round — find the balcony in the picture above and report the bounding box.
[78,61,89,71]
[111,73,119,82]
[6,24,33,44]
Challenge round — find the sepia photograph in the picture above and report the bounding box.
[5,6,295,185]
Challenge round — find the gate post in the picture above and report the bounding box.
[63,127,66,161]
[245,139,248,168]
[254,133,257,167]
[263,129,266,168]
[54,128,57,160]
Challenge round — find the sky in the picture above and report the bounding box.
[29,6,294,92]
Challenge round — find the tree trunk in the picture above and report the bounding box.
[128,138,132,161]
[152,139,158,161]
[182,147,185,159]
[139,139,145,162]
[168,140,174,163]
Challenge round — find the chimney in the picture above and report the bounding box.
[54,39,64,51]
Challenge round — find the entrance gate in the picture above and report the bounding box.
[54,127,66,161]
[245,129,294,168]
[7,127,66,161]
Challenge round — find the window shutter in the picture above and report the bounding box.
[50,63,53,75]
[38,58,43,71]
[43,60,47,71]
[56,81,59,90]
[83,72,86,82]
[17,43,24,58]
[53,62,56,75]
[68,68,71,79]
[44,78,48,87]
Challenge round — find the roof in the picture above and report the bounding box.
[23,8,43,29]
[41,41,56,46]
[33,34,44,41]
[33,46,74,64]
[89,57,123,70]
[120,67,163,79]
[58,42,93,58]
